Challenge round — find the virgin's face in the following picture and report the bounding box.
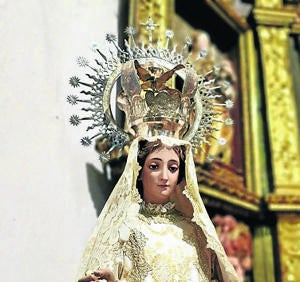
[141,146,180,204]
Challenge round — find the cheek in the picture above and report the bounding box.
[170,171,179,186]
[141,169,155,182]
[141,170,160,191]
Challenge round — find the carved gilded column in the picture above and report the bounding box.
[254,6,300,282]
[255,0,282,8]
[253,227,276,282]
[129,0,174,45]
[278,214,300,282]
[255,14,300,193]
[240,30,276,282]
[240,30,270,196]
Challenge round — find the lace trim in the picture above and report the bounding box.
[77,136,240,282]
[121,229,151,281]
[140,201,176,216]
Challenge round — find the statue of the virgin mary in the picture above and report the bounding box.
[68,17,240,282]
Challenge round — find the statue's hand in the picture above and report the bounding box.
[169,179,193,218]
[78,269,117,282]
[78,274,98,282]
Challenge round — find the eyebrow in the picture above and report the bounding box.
[150,158,179,163]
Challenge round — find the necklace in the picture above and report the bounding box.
[140,201,176,216]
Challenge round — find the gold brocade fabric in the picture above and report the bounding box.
[131,202,212,281]
[76,136,240,282]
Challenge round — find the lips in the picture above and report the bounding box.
[158,184,169,188]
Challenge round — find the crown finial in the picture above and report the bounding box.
[140,16,159,45]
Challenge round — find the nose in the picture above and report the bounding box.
[160,167,168,181]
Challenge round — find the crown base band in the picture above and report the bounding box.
[130,117,187,140]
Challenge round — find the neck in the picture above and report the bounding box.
[140,201,176,216]
[144,199,169,205]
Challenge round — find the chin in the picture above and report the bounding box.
[160,191,172,199]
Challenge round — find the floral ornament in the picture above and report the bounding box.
[77,56,89,67]
[165,29,174,39]
[224,118,234,126]
[90,42,100,52]
[98,152,110,163]
[206,155,215,163]
[98,201,140,246]
[213,215,253,281]
[80,136,92,146]
[200,50,208,58]
[106,33,117,43]
[125,26,136,36]
[69,76,80,88]
[119,203,141,242]
[225,100,234,109]
[67,95,79,105]
[69,114,81,126]
[185,36,192,46]
[218,137,227,146]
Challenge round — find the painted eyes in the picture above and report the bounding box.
[168,166,178,173]
[148,163,178,173]
[149,164,159,170]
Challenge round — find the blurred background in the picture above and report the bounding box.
[1,1,300,281]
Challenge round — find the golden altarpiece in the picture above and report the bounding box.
[123,0,300,281]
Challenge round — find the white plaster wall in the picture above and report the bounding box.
[0,1,119,281]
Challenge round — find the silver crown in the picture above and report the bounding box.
[67,17,233,162]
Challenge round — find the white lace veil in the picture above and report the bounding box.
[77,136,239,281]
